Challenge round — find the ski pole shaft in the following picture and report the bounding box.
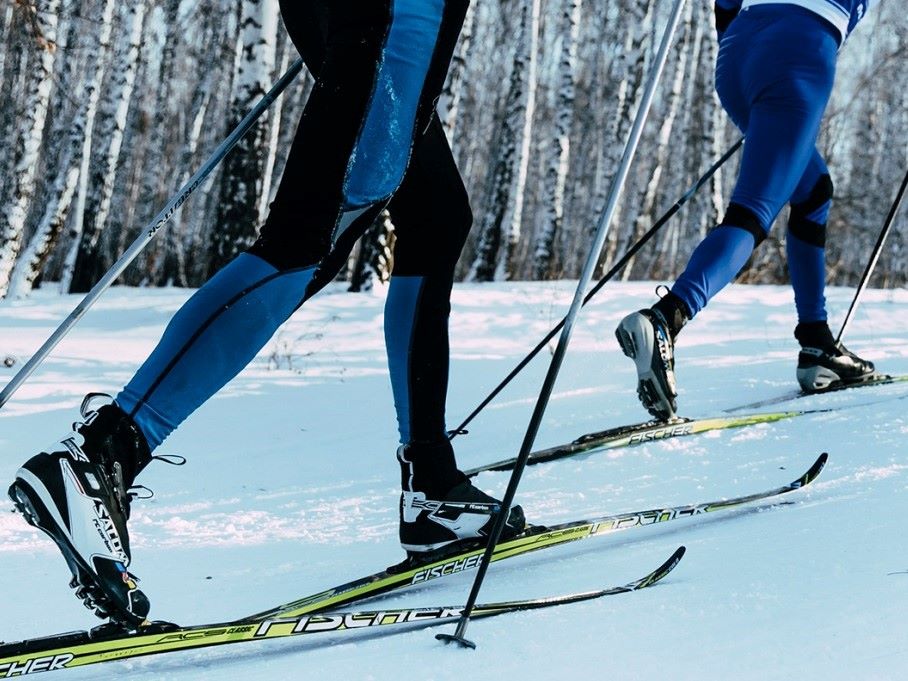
[0,58,305,410]
[836,167,908,344]
[437,0,688,648]
[450,137,743,439]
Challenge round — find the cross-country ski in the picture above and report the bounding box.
[1,1,906,679]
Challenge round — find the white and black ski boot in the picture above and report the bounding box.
[794,321,876,392]
[8,394,152,627]
[615,292,688,421]
[398,440,526,558]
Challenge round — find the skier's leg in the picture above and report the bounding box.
[669,46,838,317]
[786,151,875,389]
[385,116,526,555]
[118,0,462,452]
[384,118,471,449]
[787,150,832,325]
[10,0,469,623]
[617,7,839,419]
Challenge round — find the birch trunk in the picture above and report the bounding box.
[623,0,693,281]
[596,0,655,274]
[0,3,15,98]
[438,0,477,143]
[467,0,540,282]
[0,0,60,297]
[56,0,116,293]
[207,0,279,277]
[533,0,581,280]
[69,0,147,293]
[348,211,395,293]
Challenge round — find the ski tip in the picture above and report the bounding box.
[636,546,686,590]
[802,452,829,484]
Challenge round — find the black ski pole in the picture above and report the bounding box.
[436,0,688,649]
[836,167,908,344]
[0,58,305,410]
[449,136,743,439]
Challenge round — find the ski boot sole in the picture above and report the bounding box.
[398,505,528,566]
[798,367,883,394]
[615,315,676,421]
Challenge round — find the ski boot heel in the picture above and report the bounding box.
[615,310,677,421]
[796,363,840,392]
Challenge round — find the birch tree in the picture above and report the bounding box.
[207,0,279,277]
[0,0,60,297]
[348,212,395,293]
[595,0,656,273]
[468,0,540,282]
[438,0,478,143]
[69,0,147,293]
[533,0,581,280]
[56,0,117,292]
[624,0,693,281]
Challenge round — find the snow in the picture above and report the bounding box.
[1,281,907,680]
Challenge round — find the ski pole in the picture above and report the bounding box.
[436,0,689,649]
[0,58,305,410]
[836,167,908,344]
[449,137,742,439]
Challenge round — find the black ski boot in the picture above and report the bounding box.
[615,292,688,421]
[8,394,152,627]
[398,440,526,558]
[794,321,876,392]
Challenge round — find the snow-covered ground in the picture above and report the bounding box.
[1,281,907,681]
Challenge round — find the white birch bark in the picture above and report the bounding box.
[208,0,279,276]
[438,0,477,143]
[57,0,117,293]
[0,3,15,95]
[0,0,60,297]
[165,88,211,287]
[468,0,540,282]
[666,5,705,269]
[596,0,655,272]
[258,41,289,223]
[533,0,581,280]
[7,152,78,297]
[69,0,147,293]
[623,0,693,281]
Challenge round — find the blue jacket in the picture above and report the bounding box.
[715,0,873,43]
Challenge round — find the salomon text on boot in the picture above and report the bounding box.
[9,394,153,627]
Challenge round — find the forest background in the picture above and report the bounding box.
[0,0,905,299]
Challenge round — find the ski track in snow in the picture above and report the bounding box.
[0,282,907,680]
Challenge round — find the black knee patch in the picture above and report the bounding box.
[249,203,385,276]
[719,203,766,246]
[788,174,833,248]
[714,4,740,34]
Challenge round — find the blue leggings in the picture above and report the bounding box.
[118,0,472,451]
[671,6,840,323]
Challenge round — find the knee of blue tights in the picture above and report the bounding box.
[788,174,833,246]
[719,203,767,245]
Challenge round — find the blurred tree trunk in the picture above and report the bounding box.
[69,0,147,293]
[207,0,279,277]
[468,0,540,282]
[0,0,60,297]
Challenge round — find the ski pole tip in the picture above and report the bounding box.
[435,633,477,650]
